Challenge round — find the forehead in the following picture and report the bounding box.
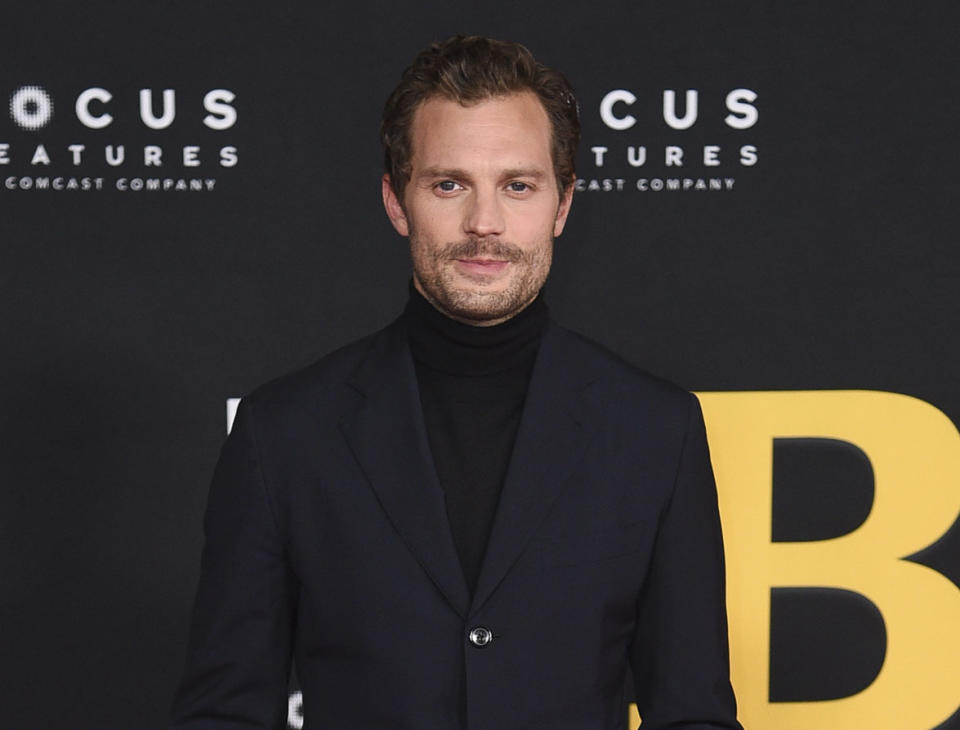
[408,91,553,169]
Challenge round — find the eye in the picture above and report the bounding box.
[435,180,462,193]
[507,181,531,193]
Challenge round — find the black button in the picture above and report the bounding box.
[468,626,493,647]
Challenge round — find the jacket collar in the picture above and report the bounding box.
[339,316,594,619]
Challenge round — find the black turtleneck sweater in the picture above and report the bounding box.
[405,285,548,595]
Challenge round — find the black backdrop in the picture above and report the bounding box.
[3,2,959,728]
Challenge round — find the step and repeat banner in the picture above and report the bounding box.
[3,3,958,728]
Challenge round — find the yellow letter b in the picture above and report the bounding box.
[697,390,960,730]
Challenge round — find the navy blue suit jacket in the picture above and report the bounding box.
[171,317,741,729]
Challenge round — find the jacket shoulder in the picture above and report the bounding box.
[552,323,695,412]
[240,322,391,418]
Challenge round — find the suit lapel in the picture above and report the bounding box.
[339,319,471,618]
[470,322,594,615]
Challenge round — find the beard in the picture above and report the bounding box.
[411,235,553,325]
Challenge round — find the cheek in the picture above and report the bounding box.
[411,205,464,244]
[509,215,558,252]
[507,199,560,232]
[408,225,447,272]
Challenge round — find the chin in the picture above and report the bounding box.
[443,287,533,323]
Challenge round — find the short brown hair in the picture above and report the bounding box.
[381,35,580,199]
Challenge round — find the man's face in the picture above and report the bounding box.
[382,91,573,326]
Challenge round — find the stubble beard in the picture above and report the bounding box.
[412,235,552,326]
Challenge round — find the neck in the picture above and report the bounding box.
[404,281,548,376]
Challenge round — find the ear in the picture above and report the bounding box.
[553,178,575,237]
[382,174,409,236]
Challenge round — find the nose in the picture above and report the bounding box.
[463,187,505,238]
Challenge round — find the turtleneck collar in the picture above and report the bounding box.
[405,281,549,377]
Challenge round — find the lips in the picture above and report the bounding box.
[454,258,509,276]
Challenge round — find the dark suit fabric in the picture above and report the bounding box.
[170,316,741,730]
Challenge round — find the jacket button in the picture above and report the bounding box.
[468,626,493,647]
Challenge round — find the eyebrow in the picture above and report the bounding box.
[415,167,470,183]
[500,167,549,181]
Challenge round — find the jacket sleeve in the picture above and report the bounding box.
[170,398,298,730]
[629,394,742,729]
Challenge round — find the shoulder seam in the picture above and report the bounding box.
[667,392,699,512]
[240,398,286,545]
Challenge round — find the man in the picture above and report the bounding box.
[171,36,741,729]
